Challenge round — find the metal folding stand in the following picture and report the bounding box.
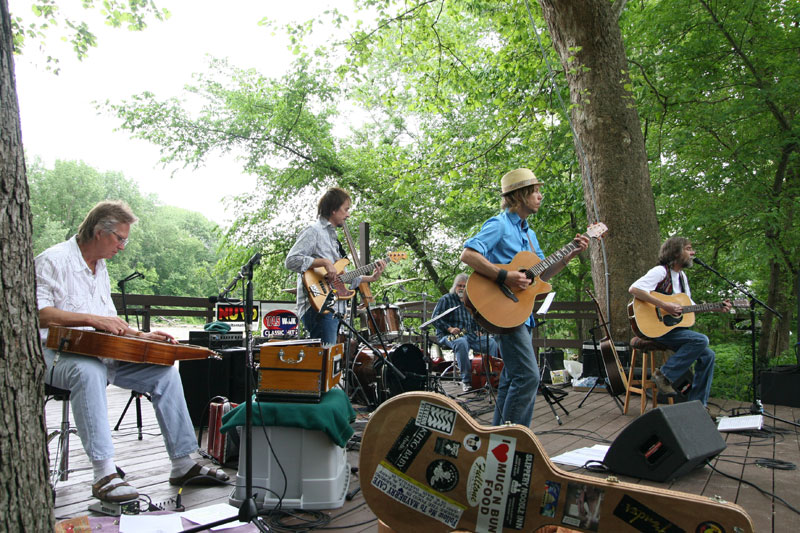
[534,299,569,425]
[419,306,459,397]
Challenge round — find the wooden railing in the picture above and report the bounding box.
[396,299,596,353]
[111,293,216,332]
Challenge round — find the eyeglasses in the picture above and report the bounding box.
[110,230,129,246]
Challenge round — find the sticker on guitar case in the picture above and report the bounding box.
[540,480,561,518]
[466,457,486,506]
[612,494,682,533]
[463,433,481,452]
[561,482,604,531]
[502,451,534,530]
[696,521,725,533]
[426,459,459,492]
[385,418,432,473]
[416,400,457,435]
[476,434,517,532]
[434,437,461,458]
[371,461,466,529]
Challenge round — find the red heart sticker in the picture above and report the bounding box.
[491,443,509,462]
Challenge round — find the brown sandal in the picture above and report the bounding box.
[169,463,230,486]
[91,473,139,503]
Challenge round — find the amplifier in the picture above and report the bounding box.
[581,341,630,377]
[188,330,244,350]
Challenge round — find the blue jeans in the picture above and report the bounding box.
[302,308,339,345]
[655,327,715,406]
[44,347,198,462]
[439,333,499,385]
[492,325,539,427]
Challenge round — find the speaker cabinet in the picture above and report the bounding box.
[604,400,726,482]
[179,347,248,427]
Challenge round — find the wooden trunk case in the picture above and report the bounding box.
[256,343,343,403]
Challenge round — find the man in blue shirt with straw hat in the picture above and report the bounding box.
[461,168,588,428]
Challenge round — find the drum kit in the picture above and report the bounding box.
[285,277,503,409]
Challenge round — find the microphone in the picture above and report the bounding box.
[241,252,262,275]
[118,271,145,289]
[693,257,709,268]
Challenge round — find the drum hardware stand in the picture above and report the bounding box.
[419,307,460,397]
[183,253,270,533]
[577,324,624,413]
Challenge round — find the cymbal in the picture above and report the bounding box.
[383,277,421,287]
[282,287,298,294]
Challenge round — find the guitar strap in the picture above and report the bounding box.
[336,239,347,260]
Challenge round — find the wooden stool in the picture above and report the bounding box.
[624,337,674,415]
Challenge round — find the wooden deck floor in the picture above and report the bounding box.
[48,379,800,532]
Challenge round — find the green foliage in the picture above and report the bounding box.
[11,0,169,71]
[28,158,227,298]
[709,342,754,402]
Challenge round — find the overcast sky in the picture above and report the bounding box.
[12,0,344,225]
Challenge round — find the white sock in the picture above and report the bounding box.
[92,458,117,483]
[170,455,195,478]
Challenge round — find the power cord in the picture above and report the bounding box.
[704,460,800,515]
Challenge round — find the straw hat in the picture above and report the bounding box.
[501,168,542,195]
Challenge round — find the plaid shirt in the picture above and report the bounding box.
[431,292,477,339]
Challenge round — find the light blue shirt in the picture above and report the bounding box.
[463,210,545,326]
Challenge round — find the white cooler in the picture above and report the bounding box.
[229,425,350,510]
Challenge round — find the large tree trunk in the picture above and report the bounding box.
[0,1,54,530]
[538,0,661,342]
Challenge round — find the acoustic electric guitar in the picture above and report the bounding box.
[464,223,607,334]
[359,392,753,533]
[628,293,748,339]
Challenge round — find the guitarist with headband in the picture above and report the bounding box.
[629,236,731,406]
[36,201,229,505]
[285,187,385,345]
[461,169,588,427]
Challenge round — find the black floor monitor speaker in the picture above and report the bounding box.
[604,400,726,482]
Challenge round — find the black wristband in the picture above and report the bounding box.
[496,268,508,285]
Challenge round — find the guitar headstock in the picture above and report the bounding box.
[387,252,408,263]
[586,222,608,240]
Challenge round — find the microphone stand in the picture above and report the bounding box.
[694,259,795,427]
[323,295,406,409]
[182,253,269,532]
[115,273,150,440]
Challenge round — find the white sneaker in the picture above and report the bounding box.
[461,382,471,392]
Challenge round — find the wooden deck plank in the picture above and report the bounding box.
[47,380,800,532]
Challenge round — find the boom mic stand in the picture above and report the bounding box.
[323,292,406,409]
[182,252,270,533]
[693,258,796,428]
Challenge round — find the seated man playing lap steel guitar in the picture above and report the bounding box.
[37,201,228,504]
[432,274,499,392]
[461,169,588,427]
[628,236,731,406]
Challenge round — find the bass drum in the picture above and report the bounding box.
[380,343,428,401]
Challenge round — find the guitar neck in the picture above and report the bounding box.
[526,238,583,278]
[339,257,385,283]
[682,299,746,314]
